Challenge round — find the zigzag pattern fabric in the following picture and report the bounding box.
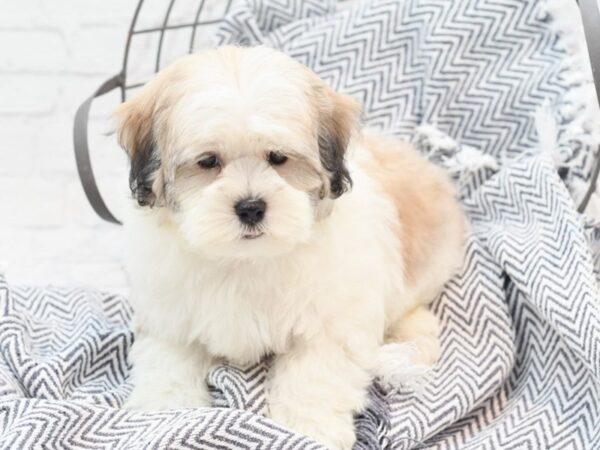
[2,0,600,448]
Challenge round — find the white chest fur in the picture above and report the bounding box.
[124,168,404,365]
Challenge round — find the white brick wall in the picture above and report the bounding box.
[0,0,221,292]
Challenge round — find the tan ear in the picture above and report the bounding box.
[316,85,361,198]
[114,83,162,207]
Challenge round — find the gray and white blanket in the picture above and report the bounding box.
[2,0,600,448]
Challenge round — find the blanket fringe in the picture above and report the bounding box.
[414,124,499,193]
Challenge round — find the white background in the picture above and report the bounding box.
[0,0,223,292]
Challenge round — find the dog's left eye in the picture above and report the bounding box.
[198,154,219,169]
[268,151,288,166]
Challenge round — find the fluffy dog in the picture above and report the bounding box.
[117,45,466,449]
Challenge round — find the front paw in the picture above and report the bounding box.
[270,402,356,450]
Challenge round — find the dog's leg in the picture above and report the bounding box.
[124,332,214,410]
[267,335,375,450]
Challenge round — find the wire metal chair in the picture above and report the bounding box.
[73,0,233,224]
[74,0,600,225]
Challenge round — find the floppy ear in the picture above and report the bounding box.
[317,86,361,199]
[114,86,162,207]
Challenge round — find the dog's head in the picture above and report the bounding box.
[115,46,361,259]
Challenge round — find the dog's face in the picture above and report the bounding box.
[116,46,360,259]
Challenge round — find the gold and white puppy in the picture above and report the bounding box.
[117,45,466,449]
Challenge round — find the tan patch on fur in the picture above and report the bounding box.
[318,86,361,148]
[273,158,322,193]
[359,130,466,294]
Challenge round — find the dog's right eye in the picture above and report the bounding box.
[268,151,288,166]
[198,154,219,169]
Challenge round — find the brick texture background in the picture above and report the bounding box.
[0,0,221,293]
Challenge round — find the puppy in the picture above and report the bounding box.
[116,45,466,449]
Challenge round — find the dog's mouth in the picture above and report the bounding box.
[242,231,264,240]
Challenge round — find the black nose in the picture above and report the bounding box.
[234,198,267,225]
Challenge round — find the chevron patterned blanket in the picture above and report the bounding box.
[2,0,600,448]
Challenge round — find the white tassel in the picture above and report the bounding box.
[415,124,460,153]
